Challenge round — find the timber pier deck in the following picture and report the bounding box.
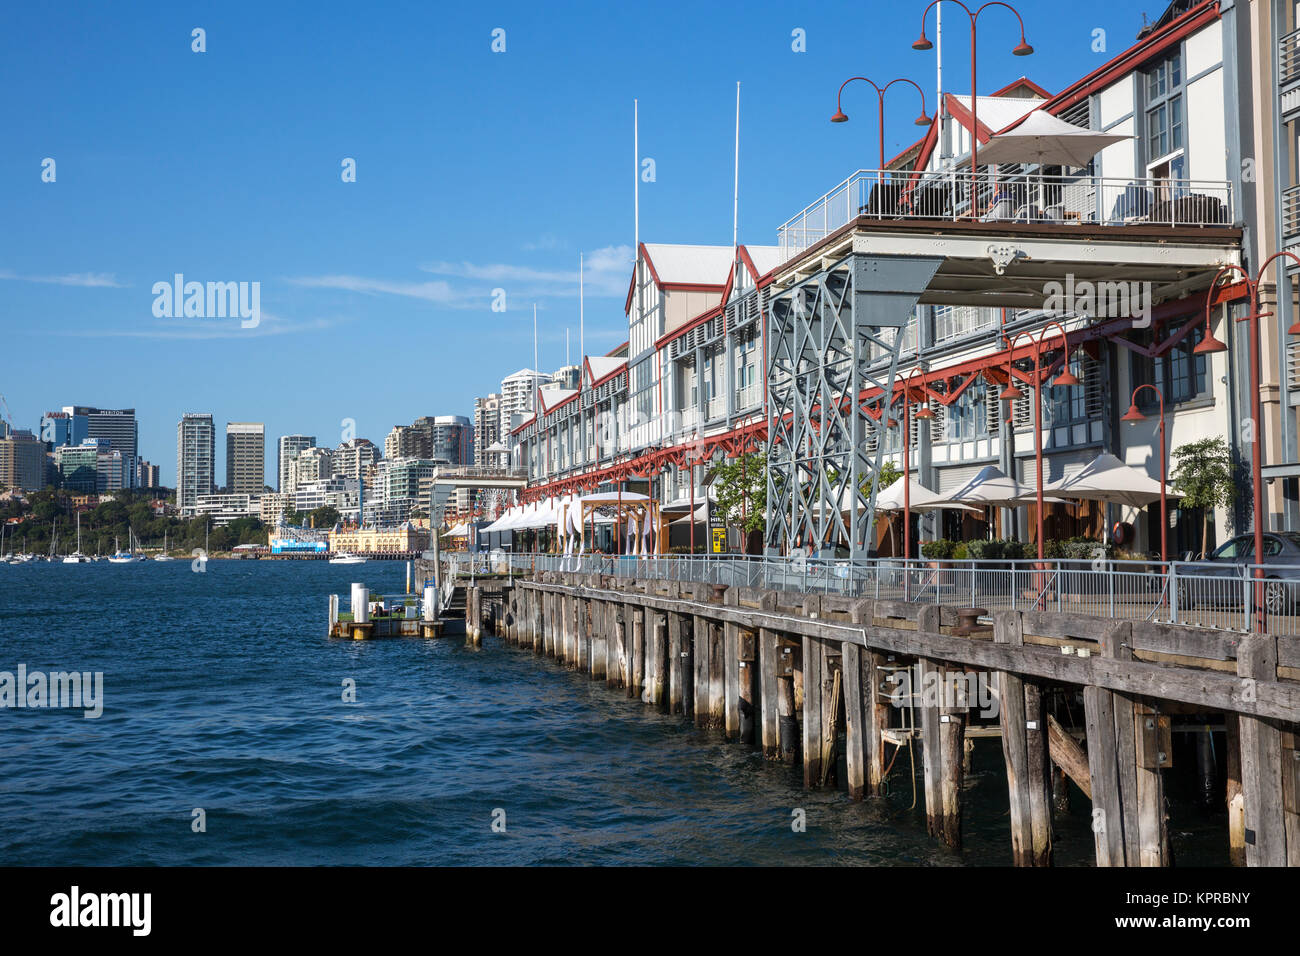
[463,569,1300,867]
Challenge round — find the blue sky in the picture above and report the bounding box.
[0,0,1155,484]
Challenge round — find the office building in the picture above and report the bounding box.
[224,422,265,495]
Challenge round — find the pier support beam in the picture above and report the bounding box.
[1237,633,1289,866]
[668,604,685,715]
[723,588,741,741]
[629,604,644,700]
[651,613,668,710]
[994,610,1052,865]
[801,623,825,787]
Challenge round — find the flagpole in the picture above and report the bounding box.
[733,81,740,250]
[579,251,584,363]
[532,303,538,413]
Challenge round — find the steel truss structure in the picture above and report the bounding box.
[766,253,942,559]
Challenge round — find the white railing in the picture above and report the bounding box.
[503,552,1299,637]
[1281,26,1300,87]
[933,305,1001,346]
[734,383,762,412]
[776,168,1235,260]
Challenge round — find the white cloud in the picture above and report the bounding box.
[0,269,127,288]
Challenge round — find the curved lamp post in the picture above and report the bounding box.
[913,0,1033,218]
[831,76,932,172]
[1193,251,1300,632]
[1001,322,1079,563]
[1120,384,1168,563]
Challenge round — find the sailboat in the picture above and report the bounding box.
[154,529,174,561]
[63,512,90,563]
[109,529,146,563]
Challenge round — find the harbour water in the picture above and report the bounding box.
[0,561,1224,865]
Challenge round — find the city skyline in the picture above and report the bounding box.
[0,0,1142,484]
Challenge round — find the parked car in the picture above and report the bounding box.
[1178,532,1300,613]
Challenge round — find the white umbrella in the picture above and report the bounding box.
[978,109,1132,168]
[876,478,980,513]
[1040,453,1178,509]
[934,465,1069,508]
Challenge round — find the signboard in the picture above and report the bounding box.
[708,501,728,554]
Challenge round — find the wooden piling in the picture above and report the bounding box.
[723,588,741,741]
[994,609,1052,865]
[668,609,685,714]
[629,605,644,700]
[1236,633,1287,866]
[652,615,669,710]
[802,630,824,788]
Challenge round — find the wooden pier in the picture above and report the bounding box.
[472,569,1300,867]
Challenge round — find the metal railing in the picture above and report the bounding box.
[499,552,1300,636]
[776,168,1235,259]
[1281,26,1300,88]
[933,305,1001,346]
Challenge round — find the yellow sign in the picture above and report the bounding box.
[711,528,727,554]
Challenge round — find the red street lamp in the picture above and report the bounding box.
[1120,385,1168,563]
[913,0,1034,218]
[1194,252,1300,632]
[831,76,932,172]
[1003,322,1079,563]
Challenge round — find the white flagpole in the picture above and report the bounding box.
[579,251,584,363]
[937,4,947,160]
[733,81,740,250]
[532,303,539,412]
[634,99,639,260]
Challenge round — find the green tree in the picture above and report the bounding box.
[309,506,340,529]
[1170,436,1236,557]
[710,452,767,537]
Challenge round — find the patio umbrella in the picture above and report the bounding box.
[876,478,980,513]
[934,465,1070,508]
[978,109,1132,168]
[1040,453,1179,509]
[978,109,1132,219]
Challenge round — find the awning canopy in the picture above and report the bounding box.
[935,465,1070,508]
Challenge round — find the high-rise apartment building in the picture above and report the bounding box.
[500,369,551,442]
[225,422,265,495]
[177,413,216,515]
[474,394,502,466]
[0,429,46,492]
[277,434,315,494]
[335,438,380,481]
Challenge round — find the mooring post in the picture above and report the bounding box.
[1236,633,1288,866]
[758,593,781,759]
[693,612,709,729]
[682,614,696,721]
[328,593,339,636]
[590,597,607,680]
[723,588,741,741]
[1225,714,1245,865]
[993,609,1053,865]
[668,606,685,714]
[629,604,644,699]
[801,596,824,788]
[609,606,626,690]
[843,600,873,800]
[652,614,669,710]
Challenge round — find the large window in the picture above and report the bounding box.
[1146,51,1183,158]
[1130,322,1208,406]
[946,385,988,441]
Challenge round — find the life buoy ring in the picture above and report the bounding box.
[1112,521,1132,547]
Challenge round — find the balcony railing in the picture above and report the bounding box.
[776,168,1235,260]
[933,305,1001,346]
[1281,26,1300,88]
[1284,183,1300,243]
[734,382,761,412]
